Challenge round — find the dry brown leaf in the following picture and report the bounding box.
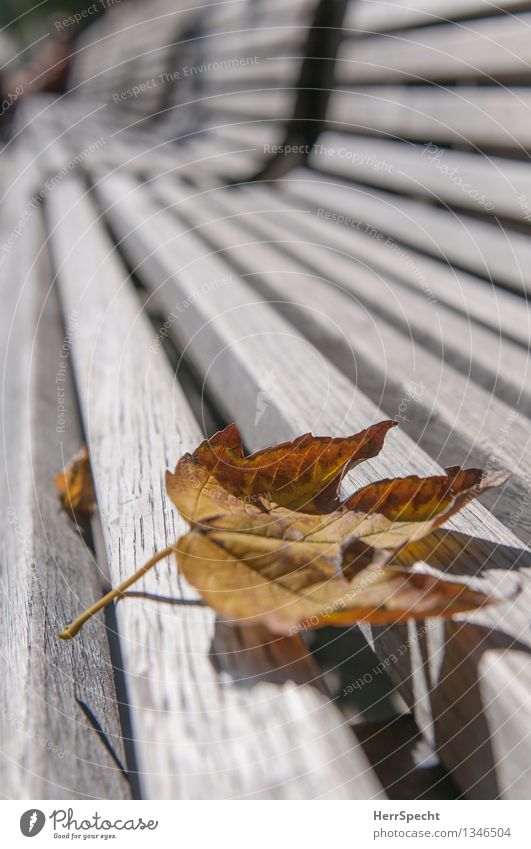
[59,424,510,640]
[54,445,96,523]
[166,420,396,523]
[344,465,509,523]
[174,459,507,634]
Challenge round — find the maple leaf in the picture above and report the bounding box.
[58,424,510,640]
[54,445,96,523]
[343,466,509,522]
[165,420,397,523]
[174,463,507,634]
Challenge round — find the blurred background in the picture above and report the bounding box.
[0,1,81,49]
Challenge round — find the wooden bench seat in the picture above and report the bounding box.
[2,0,531,801]
[42,174,382,799]
[13,0,322,186]
[311,133,531,223]
[268,169,531,296]
[85,167,529,799]
[0,152,129,799]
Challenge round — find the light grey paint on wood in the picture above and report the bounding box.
[272,180,530,349]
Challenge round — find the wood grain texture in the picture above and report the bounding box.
[45,175,383,800]
[9,0,531,802]
[202,25,313,60]
[278,168,531,296]
[170,183,531,547]
[96,170,531,798]
[0,155,129,800]
[210,183,531,417]
[223,176,529,350]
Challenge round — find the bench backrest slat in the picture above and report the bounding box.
[347,0,531,31]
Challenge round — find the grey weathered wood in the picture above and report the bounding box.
[202,89,297,121]
[346,0,531,32]
[327,86,531,150]
[45,174,383,800]
[205,24,313,60]
[0,158,129,800]
[16,0,309,181]
[208,182,531,416]
[337,13,531,83]
[94,169,530,797]
[69,0,205,105]
[312,132,531,223]
[14,93,231,182]
[168,182,531,544]
[8,0,531,803]
[478,651,531,799]
[209,0,315,29]
[278,168,531,296]
[212,123,285,148]
[266,178,531,350]
[206,57,304,87]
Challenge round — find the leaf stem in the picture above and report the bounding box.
[58,543,178,640]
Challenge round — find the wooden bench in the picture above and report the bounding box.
[2,0,531,800]
[15,0,326,183]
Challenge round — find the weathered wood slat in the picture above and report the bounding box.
[278,168,531,296]
[337,13,531,83]
[203,25,312,59]
[327,86,531,150]
[346,0,531,32]
[18,97,264,189]
[211,123,284,149]
[265,184,530,350]
[202,89,297,120]
[70,0,204,103]
[9,0,531,803]
[311,132,531,223]
[208,0,316,30]
[0,157,129,800]
[199,57,303,87]
[170,182,531,545]
[46,175,382,800]
[180,162,527,349]
[210,182,531,415]
[90,131,261,180]
[94,170,530,798]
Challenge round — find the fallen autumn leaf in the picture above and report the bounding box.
[58,423,510,639]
